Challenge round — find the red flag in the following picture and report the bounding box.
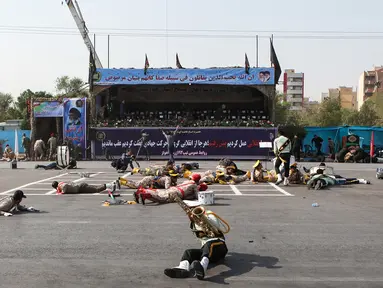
[144,54,150,75]
[370,131,375,159]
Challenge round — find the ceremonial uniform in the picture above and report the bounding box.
[47,134,57,161]
[273,130,292,186]
[53,181,115,194]
[119,175,176,189]
[138,180,200,204]
[287,163,304,184]
[215,171,250,185]
[251,160,277,183]
[164,208,229,280]
[137,165,168,176]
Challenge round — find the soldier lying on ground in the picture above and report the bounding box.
[251,160,277,183]
[118,170,180,189]
[135,179,208,205]
[0,190,39,217]
[303,163,370,185]
[35,159,77,170]
[52,181,117,194]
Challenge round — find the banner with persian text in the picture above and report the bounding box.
[92,127,277,158]
[94,67,275,86]
[33,101,63,117]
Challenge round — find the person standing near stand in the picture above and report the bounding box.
[273,128,291,186]
[291,135,302,161]
[137,129,150,161]
[161,125,179,163]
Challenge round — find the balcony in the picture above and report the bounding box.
[286,90,303,95]
[287,81,303,86]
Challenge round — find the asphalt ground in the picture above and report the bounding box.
[0,160,382,288]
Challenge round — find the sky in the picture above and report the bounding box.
[1,0,383,101]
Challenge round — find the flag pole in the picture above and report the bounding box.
[14,129,19,162]
[256,35,259,68]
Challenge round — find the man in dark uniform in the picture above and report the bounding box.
[137,129,150,161]
[161,125,179,163]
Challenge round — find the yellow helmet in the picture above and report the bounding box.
[183,170,192,179]
[253,160,261,168]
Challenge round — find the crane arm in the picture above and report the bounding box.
[65,0,103,68]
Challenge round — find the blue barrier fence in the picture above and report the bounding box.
[303,126,383,153]
[0,130,31,153]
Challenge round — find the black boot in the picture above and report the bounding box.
[190,260,205,280]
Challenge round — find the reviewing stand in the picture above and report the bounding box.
[259,142,273,170]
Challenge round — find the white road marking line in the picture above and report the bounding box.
[0,173,69,195]
[57,221,91,224]
[45,172,104,195]
[229,185,242,195]
[20,188,53,191]
[268,182,294,196]
[225,276,383,282]
[93,171,131,195]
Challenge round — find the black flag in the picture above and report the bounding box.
[89,49,96,92]
[270,39,282,84]
[144,54,150,75]
[245,53,250,74]
[176,53,184,69]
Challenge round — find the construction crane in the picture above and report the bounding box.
[64,0,103,68]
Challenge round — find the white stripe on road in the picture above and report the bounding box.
[268,182,294,196]
[229,185,243,195]
[0,173,69,195]
[45,172,104,195]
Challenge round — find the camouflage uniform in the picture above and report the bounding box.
[288,168,304,184]
[200,171,216,184]
[140,180,198,203]
[139,165,168,176]
[120,176,175,189]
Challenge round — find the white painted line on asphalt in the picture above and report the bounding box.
[57,221,91,224]
[0,173,69,195]
[225,276,383,282]
[21,188,53,191]
[268,182,294,196]
[229,185,242,195]
[93,171,131,195]
[45,172,104,195]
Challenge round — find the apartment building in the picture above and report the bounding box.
[326,87,357,110]
[357,66,383,110]
[283,69,304,110]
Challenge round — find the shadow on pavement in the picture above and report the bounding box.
[206,252,281,285]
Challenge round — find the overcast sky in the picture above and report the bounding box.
[1,0,383,101]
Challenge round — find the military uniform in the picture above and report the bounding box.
[119,175,176,189]
[56,182,114,194]
[138,180,198,204]
[47,135,57,161]
[0,196,29,215]
[164,209,229,280]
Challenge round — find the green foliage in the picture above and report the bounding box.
[56,76,88,97]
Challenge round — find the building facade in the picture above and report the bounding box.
[283,69,304,110]
[326,87,357,110]
[357,66,383,111]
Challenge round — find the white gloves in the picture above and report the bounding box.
[27,207,38,212]
[4,212,12,217]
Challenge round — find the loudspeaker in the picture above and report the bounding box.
[57,146,70,168]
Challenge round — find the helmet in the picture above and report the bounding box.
[198,183,208,191]
[183,170,192,179]
[191,173,201,183]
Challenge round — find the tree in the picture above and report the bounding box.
[358,100,380,126]
[0,92,13,121]
[274,93,291,125]
[55,76,88,97]
[312,97,342,127]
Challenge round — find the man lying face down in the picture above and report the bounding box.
[0,190,39,217]
[52,180,117,194]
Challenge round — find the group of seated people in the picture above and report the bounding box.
[335,145,373,163]
[94,109,273,128]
